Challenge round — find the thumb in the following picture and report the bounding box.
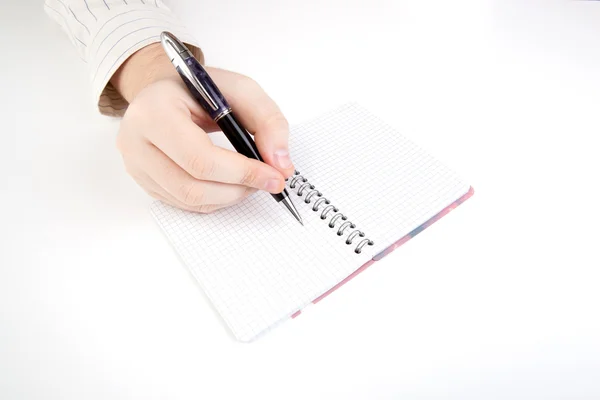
[252,113,295,178]
[204,67,296,177]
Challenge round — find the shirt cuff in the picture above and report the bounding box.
[88,4,203,117]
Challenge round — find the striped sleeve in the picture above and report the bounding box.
[43,0,203,116]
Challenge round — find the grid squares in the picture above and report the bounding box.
[150,103,470,342]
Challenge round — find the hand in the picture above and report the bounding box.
[111,43,294,213]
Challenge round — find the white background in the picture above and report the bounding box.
[2,0,600,398]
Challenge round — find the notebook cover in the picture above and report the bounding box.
[290,185,475,318]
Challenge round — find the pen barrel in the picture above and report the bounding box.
[177,56,231,121]
[217,113,286,203]
[217,113,264,162]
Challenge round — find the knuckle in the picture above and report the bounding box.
[178,182,205,206]
[203,157,217,179]
[240,167,257,187]
[186,153,215,179]
[185,154,203,177]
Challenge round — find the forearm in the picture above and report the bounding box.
[44,0,202,115]
[110,43,180,103]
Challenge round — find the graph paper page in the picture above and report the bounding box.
[151,190,374,342]
[286,103,471,255]
[150,103,470,342]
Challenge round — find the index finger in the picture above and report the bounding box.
[206,67,295,178]
[148,116,287,193]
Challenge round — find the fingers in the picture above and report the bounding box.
[147,116,287,193]
[149,187,232,214]
[204,67,295,178]
[116,72,293,216]
[135,141,258,207]
[131,167,252,214]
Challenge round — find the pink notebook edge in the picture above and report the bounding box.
[291,185,475,319]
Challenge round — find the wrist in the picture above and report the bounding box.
[110,42,180,102]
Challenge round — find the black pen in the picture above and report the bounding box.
[159,31,303,225]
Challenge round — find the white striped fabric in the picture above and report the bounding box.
[43,0,202,116]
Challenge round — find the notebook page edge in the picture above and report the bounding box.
[148,194,373,342]
[288,101,474,261]
[146,101,474,342]
[366,181,473,258]
[293,185,474,308]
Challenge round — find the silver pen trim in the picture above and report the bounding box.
[160,32,219,111]
[214,108,232,122]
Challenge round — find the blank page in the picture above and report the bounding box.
[150,102,470,342]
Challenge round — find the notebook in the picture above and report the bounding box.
[150,103,474,342]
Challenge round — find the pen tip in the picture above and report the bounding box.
[280,197,303,226]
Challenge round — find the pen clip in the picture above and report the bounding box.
[160,32,222,113]
[160,32,219,111]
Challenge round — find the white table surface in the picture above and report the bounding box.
[2,1,600,399]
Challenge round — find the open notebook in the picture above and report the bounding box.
[150,103,473,342]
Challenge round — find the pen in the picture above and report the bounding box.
[159,31,303,225]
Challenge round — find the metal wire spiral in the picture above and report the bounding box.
[286,170,374,254]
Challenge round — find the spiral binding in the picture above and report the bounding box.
[286,170,374,254]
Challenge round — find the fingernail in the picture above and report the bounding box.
[274,149,292,169]
[265,179,280,192]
